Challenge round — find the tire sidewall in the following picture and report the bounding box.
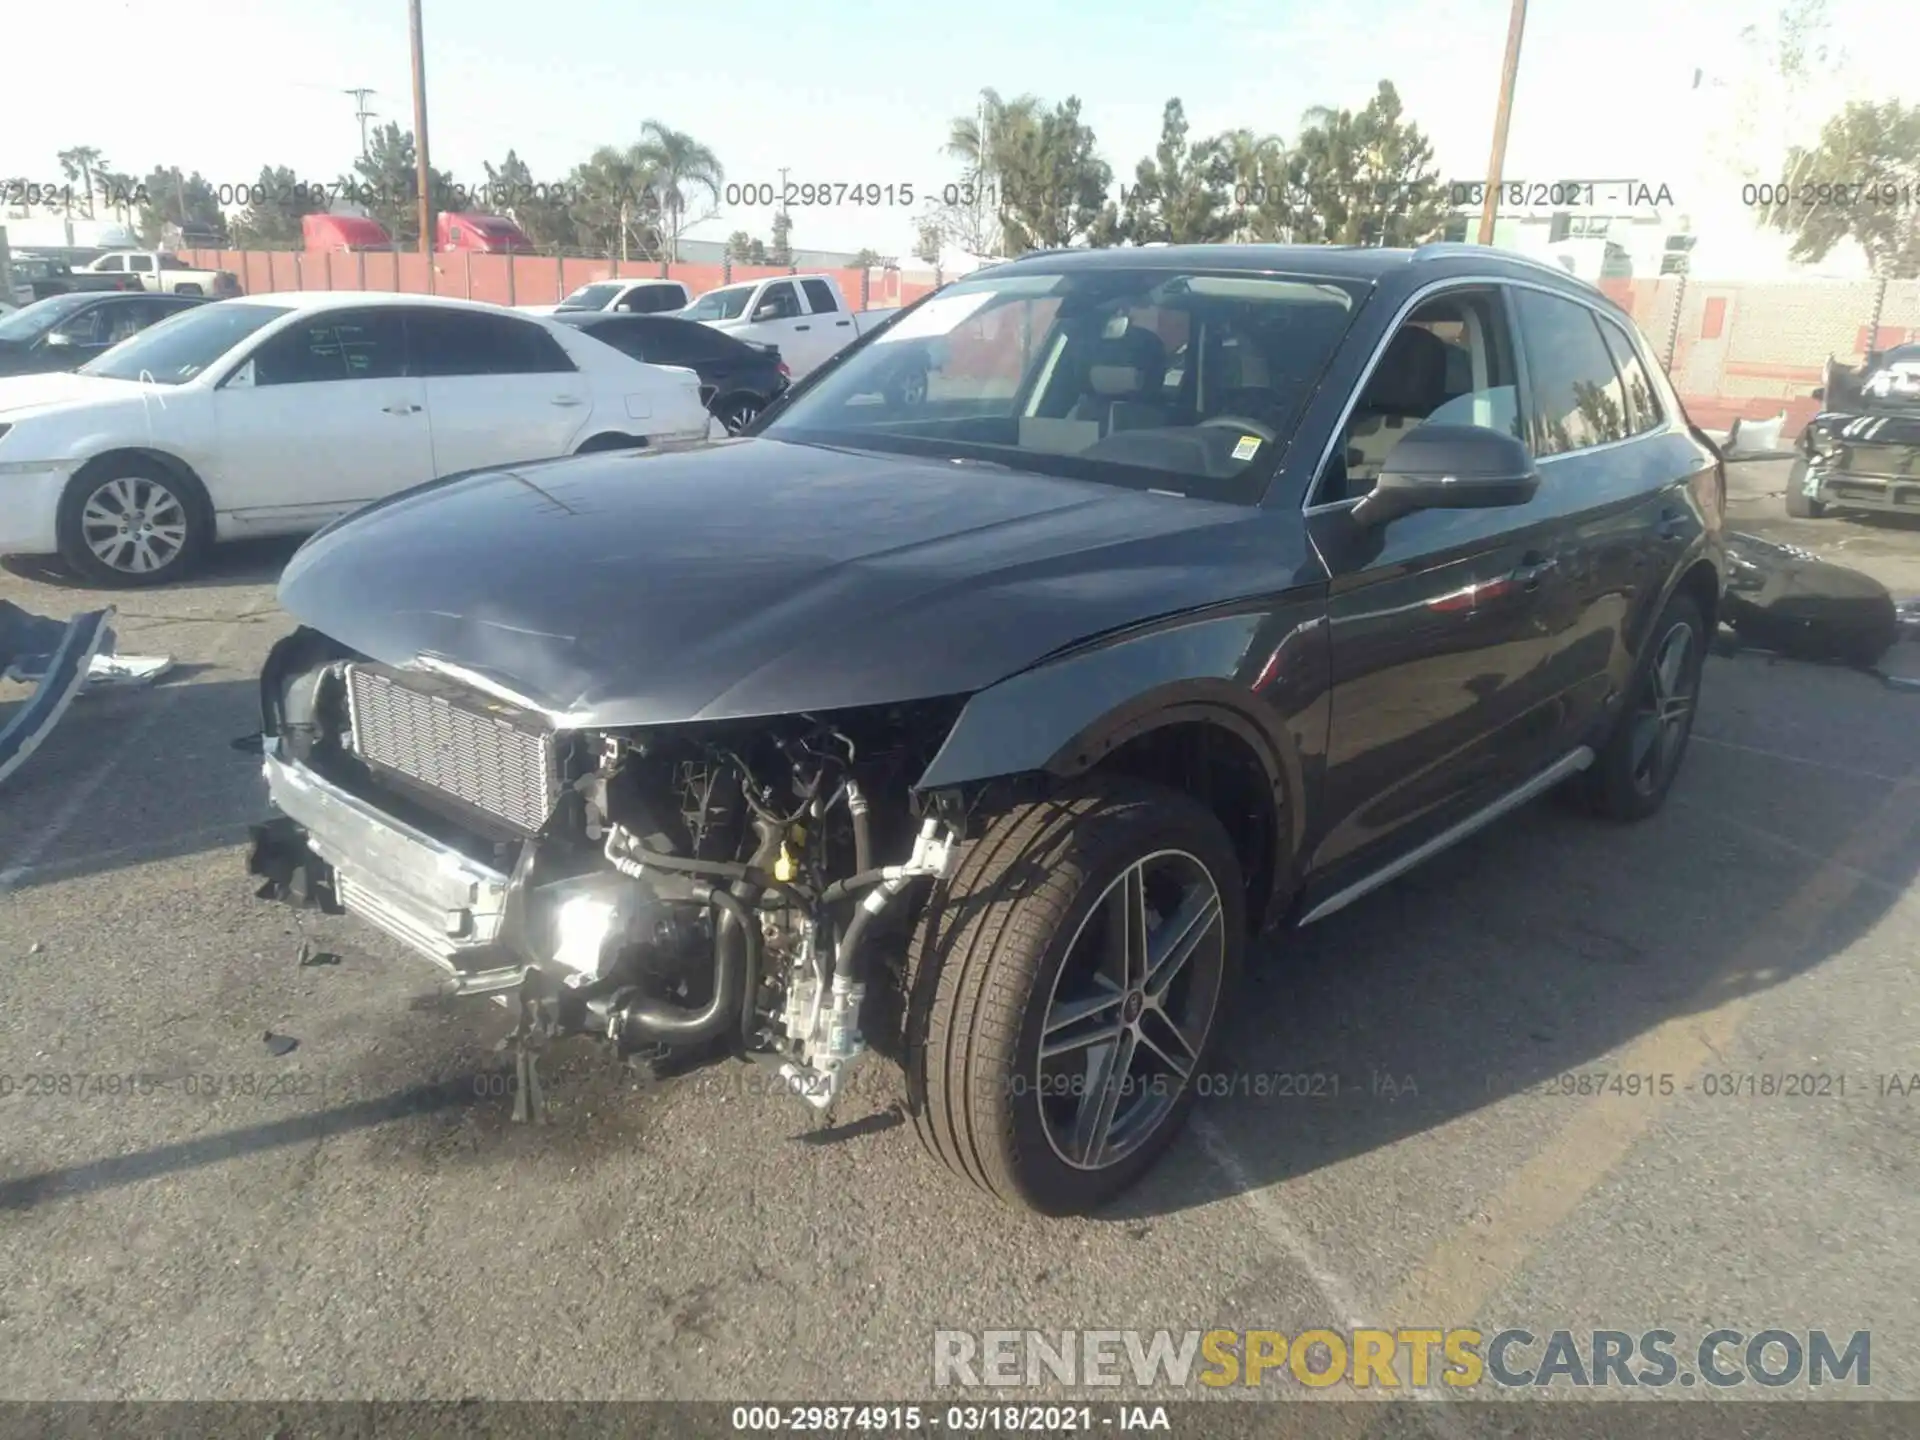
[1784,458,1824,518]
[56,459,209,587]
[1593,593,1707,819]
[1004,796,1245,1213]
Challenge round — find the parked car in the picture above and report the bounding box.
[11,253,145,300]
[518,278,692,318]
[0,292,205,377]
[677,273,898,379]
[0,291,715,587]
[81,250,243,298]
[302,213,394,251]
[554,312,789,432]
[437,212,535,253]
[1790,343,1920,520]
[242,242,1726,1215]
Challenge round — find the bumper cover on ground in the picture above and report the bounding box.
[0,603,114,790]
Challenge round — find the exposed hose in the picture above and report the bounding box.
[833,873,912,989]
[605,827,810,911]
[609,884,757,1042]
[846,777,873,875]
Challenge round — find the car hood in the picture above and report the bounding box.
[277,438,1314,727]
[0,370,148,418]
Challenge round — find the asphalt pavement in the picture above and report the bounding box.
[1,464,1917,1425]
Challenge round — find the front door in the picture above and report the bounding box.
[209,306,431,525]
[1302,284,1584,895]
[752,280,823,376]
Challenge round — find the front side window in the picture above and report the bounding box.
[765,267,1364,504]
[0,292,94,342]
[251,309,407,384]
[407,308,576,377]
[1317,288,1521,505]
[79,301,290,384]
[1513,289,1632,455]
[558,282,622,312]
[49,304,109,346]
[620,285,686,315]
[96,255,125,272]
[755,282,801,321]
[680,285,757,322]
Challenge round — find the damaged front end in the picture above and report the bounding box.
[246,627,968,1108]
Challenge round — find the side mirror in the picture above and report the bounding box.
[1350,424,1541,529]
[43,331,75,348]
[752,304,780,322]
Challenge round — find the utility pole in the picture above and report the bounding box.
[343,88,377,159]
[1477,0,1528,245]
[408,0,433,256]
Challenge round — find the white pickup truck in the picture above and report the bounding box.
[677,273,897,380]
[82,250,242,298]
[517,278,691,318]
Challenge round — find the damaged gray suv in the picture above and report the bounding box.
[247,243,1726,1215]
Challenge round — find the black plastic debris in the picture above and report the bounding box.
[295,940,341,967]
[263,1032,300,1057]
[0,604,114,790]
[1722,531,1900,669]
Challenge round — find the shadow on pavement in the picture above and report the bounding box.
[2,536,304,593]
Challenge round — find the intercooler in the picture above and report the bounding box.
[343,663,560,835]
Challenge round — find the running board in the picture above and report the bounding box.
[1296,746,1595,927]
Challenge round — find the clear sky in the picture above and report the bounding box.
[1,0,1902,261]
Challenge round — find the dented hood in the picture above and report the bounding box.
[277,437,1306,727]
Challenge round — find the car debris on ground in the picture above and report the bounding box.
[0,602,176,788]
[1722,532,1918,675]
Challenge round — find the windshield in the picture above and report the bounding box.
[78,301,290,384]
[558,283,622,311]
[763,266,1364,503]
[680,285,756,322]
[1863,347,1920,411]
[0,292,94,342]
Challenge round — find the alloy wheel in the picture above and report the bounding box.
[1628,620,1699,796]
[79,476,189,577]
[720,399,761,434]
[1036,849,1226,1172]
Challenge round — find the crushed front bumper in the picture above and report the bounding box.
[1808,466,1920,515]
[250,742,531,995]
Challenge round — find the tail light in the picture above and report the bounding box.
[777,360,791,378]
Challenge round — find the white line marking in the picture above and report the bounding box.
[1692,733,1920,788]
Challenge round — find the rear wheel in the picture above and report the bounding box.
[1784,458,1826,518]
[1576,592,1707,822]
[714,395,762,434]
[901,781,1243,1215]
[56,459,210,587]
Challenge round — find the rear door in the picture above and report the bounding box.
[208,306,431,520]
[406,306,589,474]
[1302,283,1586,899]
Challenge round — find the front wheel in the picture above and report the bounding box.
[902,781,1244,1215]
[1577,592,1707,822]
[56,460,210,587]
[1784,457,1826,518]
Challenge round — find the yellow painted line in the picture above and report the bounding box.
[1382,765,1920,1330]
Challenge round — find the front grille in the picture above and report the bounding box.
[344,664,558,834]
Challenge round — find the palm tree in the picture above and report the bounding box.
[57,146,106,218]
[638,121,723,263]
[571,143,661,261]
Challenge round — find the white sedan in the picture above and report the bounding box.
[0,291,716,586]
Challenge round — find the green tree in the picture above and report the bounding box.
[568,143,662,260]
[726,230,768,264]
[1115,99,1235,244]
[481,149,576,250]
[1760,99,1920,277]
[57,145,106,218]
[850,248,883,268]
[639,120,724,263]
[912,217,944,267]
[768,210,793,267]
[992,95,1113,252]
[940,88,1041,256]
[1218,127,1298,242]
[136,168,228,247]
[342,122,459,247]
[230,165,327,247]
[1288,83,1447,246]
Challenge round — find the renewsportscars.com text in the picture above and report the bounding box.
[932,1328,1870,1390]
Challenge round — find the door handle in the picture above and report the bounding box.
[550,396,584,407]
[382,403,421,414]
[835,319,851,327]
[794,324,811,331]
[1512,552,1557,589]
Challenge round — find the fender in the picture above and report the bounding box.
[914,597,1331,908]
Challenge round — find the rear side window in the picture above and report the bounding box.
[407,309,576,376]
[620,286,687,315]
[1597,317,1665,434]
[1512,289,1631,455]
[799,278,839,314]
[252,309,407,384]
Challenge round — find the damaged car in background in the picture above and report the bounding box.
[1792,343,1920,519]
[246,243,1725,1215]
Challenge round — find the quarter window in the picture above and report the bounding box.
[1513,289,1631,455]
[1597,316,1665,435]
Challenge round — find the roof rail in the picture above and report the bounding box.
[1411,241,1603,288]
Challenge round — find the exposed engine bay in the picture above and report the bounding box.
[246,627,974,1112]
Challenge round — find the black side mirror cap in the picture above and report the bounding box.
[1351,424,1541,528]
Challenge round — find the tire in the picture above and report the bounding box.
[1576,592,1707,822]
[714,395,762,435]
[1784,458,1825,518]
[901,780,1244,1215]
[56,458,211,587]
[574,432,647,454]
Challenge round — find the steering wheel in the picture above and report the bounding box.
[1198,415,1280,443]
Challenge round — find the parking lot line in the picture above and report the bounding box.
[1691,733,1920,788]
[1378,764,1920,1332]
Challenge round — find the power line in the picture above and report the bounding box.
[343,88,378,159]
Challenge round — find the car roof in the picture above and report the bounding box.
[227,291,547,315]
[991,241,1603,287]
